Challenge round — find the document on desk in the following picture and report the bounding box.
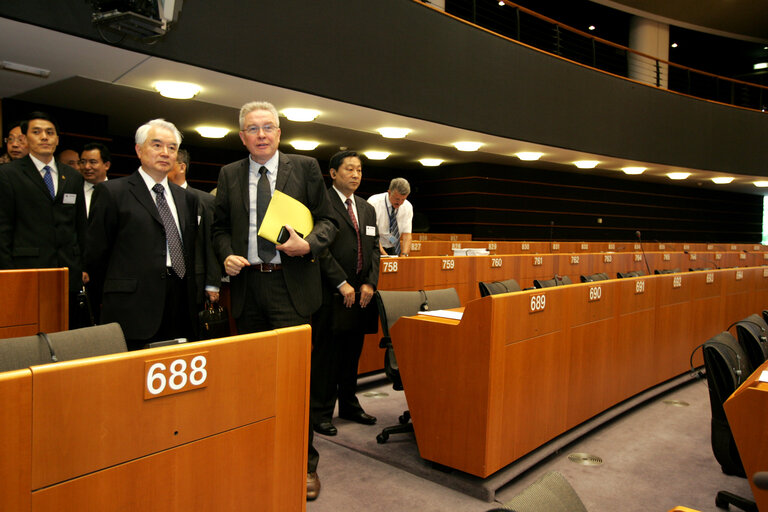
[417,310,463,320]
[759,370,768,383]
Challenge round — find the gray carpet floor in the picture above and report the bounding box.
[307,374,754,512]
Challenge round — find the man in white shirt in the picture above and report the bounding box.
[80,142,110,217]
[368,177,413,257]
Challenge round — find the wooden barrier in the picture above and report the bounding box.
[724,358,768,511]
[356,251,767,374]
[0,327,311,512]
[389,267,766,477]
[0,269,67,338]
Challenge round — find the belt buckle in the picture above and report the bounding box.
[259,263,272,273]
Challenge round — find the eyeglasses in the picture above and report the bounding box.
[243,124,278,135]
[4,136,25,144]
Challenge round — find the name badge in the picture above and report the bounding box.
[63,193,77,204]
[366,225,375,236]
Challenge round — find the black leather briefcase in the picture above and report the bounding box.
[198,301,230,340]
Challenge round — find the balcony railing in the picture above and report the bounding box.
[425,0,768,112]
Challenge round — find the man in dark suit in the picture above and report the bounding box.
[212,101,337,502]
[0,111,87,328]
[168,148,221,308]
[311,151,380,437]
[85,119,199,350]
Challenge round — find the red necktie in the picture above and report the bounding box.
[346,198,363,274]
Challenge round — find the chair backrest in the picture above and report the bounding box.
[0,323,127,373]
[617,270,645,278]
[580,272,609,283]
[702,331,747,477]
[533,275,572,288]
[500,471,588,512]
[479,278,522,297]
[654,268,680,274]
[733,313,768,374]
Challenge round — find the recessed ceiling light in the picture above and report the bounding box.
[671,42,679,48]
[195,126,230,138]
[711,177,734,184]
[453,141,483,151]
[364,151,390,160]
[622,167,646,175]
[290,140,320,151]
[667,172,690,180]
[754,181,768,187]
[153,81,201,99]
[419,158,443,167]
[515,152,543,161]
[754,62,768,70]
[281,108,320,122]
[588,25,596,31]
[573,160,599,169]
[377,127,411,138]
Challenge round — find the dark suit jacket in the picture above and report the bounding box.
[317,189,380,332]
[212,152,338,319]
[319,189,379,291]
[85,171,199,341]
[187,186,222,304]
[0,155,86,293]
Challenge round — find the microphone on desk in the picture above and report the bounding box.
[636,231,652,276]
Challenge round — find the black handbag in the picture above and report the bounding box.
[198,300,230,340]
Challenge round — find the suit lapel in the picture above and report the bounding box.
[20,157,55,200]
[127,172,162,225]
[275,152,292,192]
[330,188,355,230]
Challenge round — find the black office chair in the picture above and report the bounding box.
[0,323,127,373]
[616,270,645,278]
[494,471,588,512]
[654,268,680,274]
[689,267,713,272]
[374,288,461,444]
[729,313,768,374]
[479,278,521,297]
[533,275,572,288]
[698,331,757,511]
[580,272,610,283]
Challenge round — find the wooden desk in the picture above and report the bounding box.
[0,327,310,512]
[724,358,768,511]
[390,268,764,477]
[0,269,67,338]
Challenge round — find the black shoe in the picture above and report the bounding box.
[339,411,377,425]
[313,421,338,436]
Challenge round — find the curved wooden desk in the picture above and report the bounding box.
[0,327,310,512]
[390,267,767,477]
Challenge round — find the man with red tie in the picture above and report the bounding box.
[311,150,380,437]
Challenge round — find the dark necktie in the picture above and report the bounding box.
[42,165,55,198]
[257,167,276,262]
[152,184,186,278]
[389,205,400,256]
[346,198,363,274]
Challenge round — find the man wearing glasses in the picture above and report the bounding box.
[212,100,337,502]
[0,121,29,164]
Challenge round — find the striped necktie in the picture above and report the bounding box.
[346,198,363,273]
[42,165,55,198]
[389,205,400,256]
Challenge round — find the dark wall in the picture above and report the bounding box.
[1,0,767,176]
[415,163,762,243]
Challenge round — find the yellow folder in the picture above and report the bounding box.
[257,190,314,243]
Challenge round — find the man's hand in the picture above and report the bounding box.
[224,255,250,276]
[206,290,220,303]
[360,284,374,308]
[82,271,90,285]
[340,282,356,308]
[275,225,310,257]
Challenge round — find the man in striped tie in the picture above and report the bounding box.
[368,177,413,257]
[0,111,87,328]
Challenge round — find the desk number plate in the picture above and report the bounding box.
[145,352,208,399]
[530,294,546,313]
